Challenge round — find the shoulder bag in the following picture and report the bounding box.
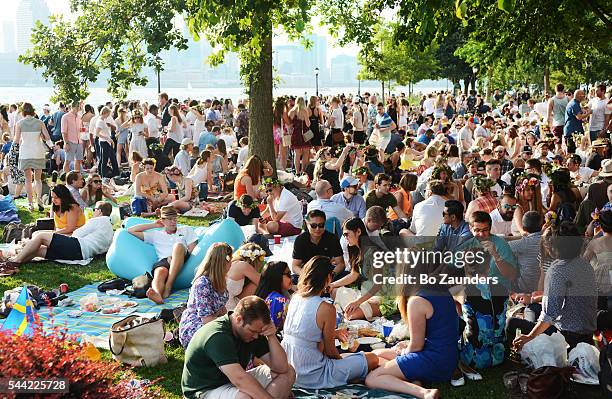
[109,315,167,367]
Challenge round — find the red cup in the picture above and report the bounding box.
[274,234,281,245]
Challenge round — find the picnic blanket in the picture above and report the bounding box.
[293,384,414,398]
[38,283,189,349]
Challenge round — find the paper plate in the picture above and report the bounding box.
[357,337,382,345]
[347,320,370,329]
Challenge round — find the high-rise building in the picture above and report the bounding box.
[305,34,327,81]
[1,21,16,54]
[330,54,358,84]
[15,0,50,53]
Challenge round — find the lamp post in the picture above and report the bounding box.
[314,67,319,97]
[358,78,361,96]
[155,55,162,94]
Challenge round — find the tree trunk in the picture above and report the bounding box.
[470,75,476,93]
[248,32,276,176]
[381,81,385,104]
[463,77,471,95]
[486,67,493,101]
[543,64,550,94]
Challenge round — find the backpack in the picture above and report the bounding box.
[599,343,612,398]
[1,222,24,243]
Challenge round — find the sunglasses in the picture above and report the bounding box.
[92,180,102,183]
[309,223,325,229]
[265,188,273,193]
[502,204,518,210]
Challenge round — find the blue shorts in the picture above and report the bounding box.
[396,350,457,383]
[131,196,148,215]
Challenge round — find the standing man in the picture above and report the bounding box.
[159,93,171,128]
[588,84,610,142]
[51,102,66,142]
[234,103,249,140]
[182,296,295,399]
[547,83,568,147]
[366,95,377,139]
[146,104,161,147]
[61,103,83,172]
[564,89,591,154]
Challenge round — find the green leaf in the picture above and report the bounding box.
[455,0,467,19]
[498,0,514,13]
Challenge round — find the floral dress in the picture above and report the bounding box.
[178,275,229,348]
[266,291,289,330]
[7,143,25,185]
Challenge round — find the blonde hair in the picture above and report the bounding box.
[100,106,112,117]
[193,243,233,292]
[290,97,308,120]
[232,243,265,271]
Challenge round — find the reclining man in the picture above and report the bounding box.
[128,205,198,304]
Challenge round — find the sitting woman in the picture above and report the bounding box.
[188,150,213,201]
[166,166,195,213]
[224,194,261,227]
[225,243,264,311]
[331,217,395,321]
[50,184,86,235]
[255,261,292,330]
[130,151,144,183]
[282,256,379,389]
[312,145,352,194]
[511,221,597,351]
[583,210,612,310]
[133,158,170,216]
[178,243,233,348]
[366,263,458,399]
[0,202,114,268]
[81,173,117,207]
[513,175,545,236]
[234,155,272,200]
[389,173,417,232]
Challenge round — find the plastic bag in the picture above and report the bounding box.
[520,332,568,369]
[568,342,601,385]
[79,293,99,312]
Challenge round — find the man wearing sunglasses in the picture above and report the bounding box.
[291,210,344,276]
[259,179,303,237]
[490,194,519,236]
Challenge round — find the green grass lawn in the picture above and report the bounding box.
[1,205,605,399]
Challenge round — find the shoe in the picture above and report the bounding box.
[450,376,465,387]
[459,364,483,381]
[28,203,34,212]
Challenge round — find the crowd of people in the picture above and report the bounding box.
[0,82,611,398]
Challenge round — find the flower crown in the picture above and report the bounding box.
[591,208,601,229]
[516,174,540,193]
[352,166,369,176]
[544,211,557,225]
[472,176,495,192]
[261,177,280,187]
[237,247,266,262]
[431,163,453,181]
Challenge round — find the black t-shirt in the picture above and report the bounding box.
[586,153,603,171]
[292,230,343,264]
[226,200,260,226]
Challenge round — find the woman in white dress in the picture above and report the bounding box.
[15,103,52,211]
[126,110,149,159]
[225,243,263,311]
[187,149,213,200]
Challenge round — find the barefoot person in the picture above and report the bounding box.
[127,205,198,304]
[182,296,295,399]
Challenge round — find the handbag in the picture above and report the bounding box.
[109,315,167,367]
[36,218,55,231]
[302,119,314,143]
[526,366,573,399]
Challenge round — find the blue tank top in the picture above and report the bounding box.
[418,288,459,353]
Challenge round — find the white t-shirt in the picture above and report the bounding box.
[473,125,490,140]
[145,114,160,138]
[95,118,112,143]
[457,126,474,151]
[490,209,513,236]
[423,98,435,115]
[236,146,249,169]
[173,150,192,176]
[571,166,595,182]
[73,216,114,259]
[219,133,237,149]
[589,97,611,131]
[331,108,344,129]
[143,226,198,260]
[275,188,303,229]
[533,102,548,120]
[88,115,99,137]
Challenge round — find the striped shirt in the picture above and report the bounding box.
[471,193,498,214]
[509,232,542,293]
